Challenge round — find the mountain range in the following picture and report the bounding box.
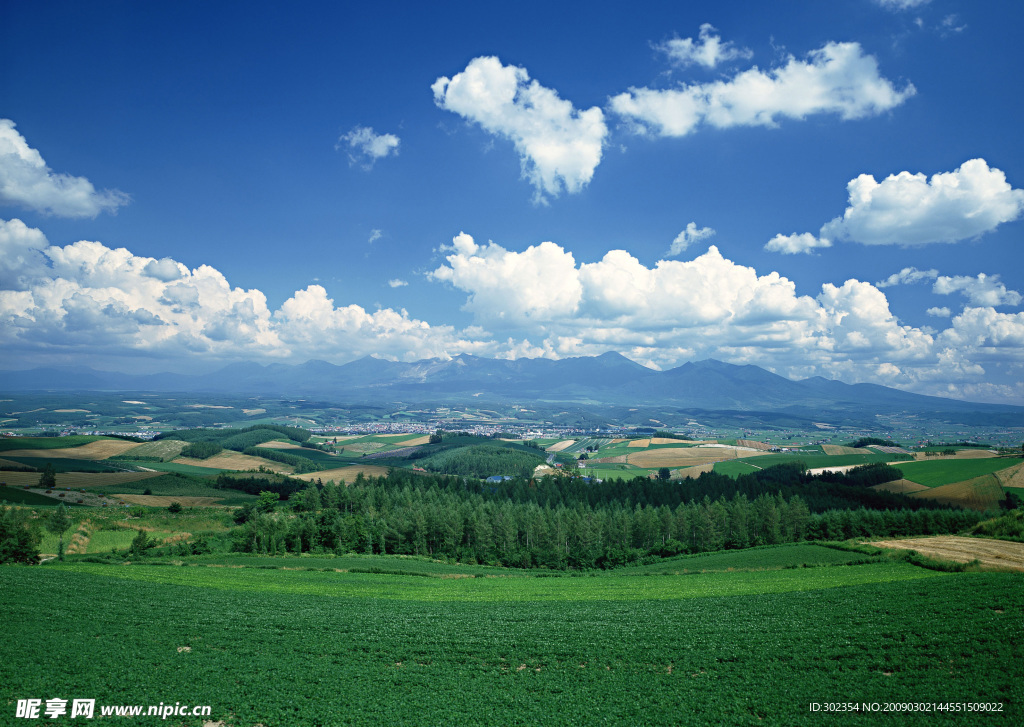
[3,353,1022,425]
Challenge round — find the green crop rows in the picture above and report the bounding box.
[1,555,1021,725]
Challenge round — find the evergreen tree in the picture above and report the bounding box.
[45,503,72,561]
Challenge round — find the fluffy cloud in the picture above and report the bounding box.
[428,232,583,324]
[336,126,400,169]
[669,222,715,255]
[610,42,914,137]
[875,266,937,287]
[432,56,607,202]
[0,218,481,366]
[820,159,1024,245]
[0,119,129,217]
[926,307,950,317]
[427,232,1024,400]
[656,24,752,69]
[387,278,408,288]
[764,232,832,255]
[933,273,1022,307]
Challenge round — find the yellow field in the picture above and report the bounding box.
[909,474,1004,511]
[115,494,224,507]
[627,439,651,448]
[545,440,576,453]
[53,408,90,413]
[626,446,765,468]
[673,463,715,479]
[0,471,161,488]
[293,465,392,483]
[2,440,142,460]
[402,435,431,446]
[173,452,293,474]
[871,479,929,495]
[736,439,773,451]
[258,440,304,450]
[869,536,1024,571]
[995,462,1024,489]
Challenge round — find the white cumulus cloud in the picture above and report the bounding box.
[926,307,950,317]
[656,24,752,69]
[0,119,130,218]
[337,126,400,169]
[0,218,484,367]
[821,159,1024,246]
[933,273,1022,307]
[764,232,832,255]
[669,222,715,255]
[610,42,914,137]
[432,56,608,202]
[387,278,408,288]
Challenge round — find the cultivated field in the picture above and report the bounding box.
[872,479,929,495]
[821,444,862,455]
[173,451,292,474]
[111,439,187,461]
[910,475,1006,511]
[869,536,1024,571]
[1,439,141,459]
[293,465,393,483]
[116,494,225,507]
[544,440,576,452]
[1,556,1020,725]
[0,471,161,488]
[895,457,1018,488]
[627,445,767,468]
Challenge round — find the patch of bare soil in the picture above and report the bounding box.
[868,536,1024,571]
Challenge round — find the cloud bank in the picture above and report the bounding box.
[0,119,130,217]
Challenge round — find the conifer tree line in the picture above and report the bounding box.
[231,464,985,568]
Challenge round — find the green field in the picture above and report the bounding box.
[0,485,64,506]
[2,456,124,473]
[615,543,885,573]
[0,435,106,452]
[894,458,1018,487]
[1,557,1020,725]
[713,460,764,477]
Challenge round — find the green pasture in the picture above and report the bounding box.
[893,458,1019,487]
[1,561,1019,725]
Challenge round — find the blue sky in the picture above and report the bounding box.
[2,0,1023,403]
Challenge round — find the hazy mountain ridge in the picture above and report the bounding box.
[2,353,1021,421]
